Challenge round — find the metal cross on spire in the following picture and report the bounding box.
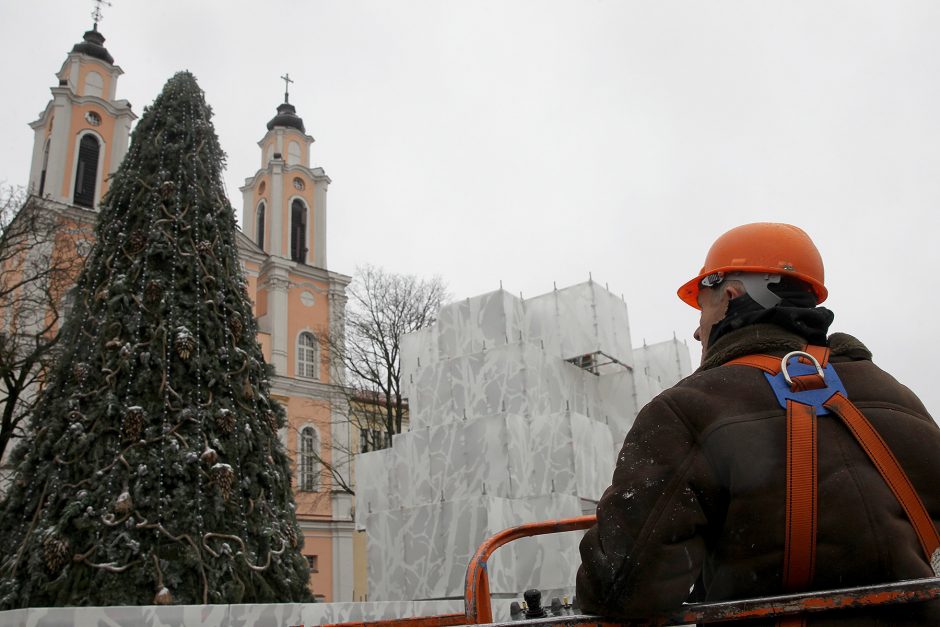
[281,73,294,103]
[91,0,112,29]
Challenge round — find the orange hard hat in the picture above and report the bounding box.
[678,223,827,309]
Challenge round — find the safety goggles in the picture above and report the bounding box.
[700,272,725,288]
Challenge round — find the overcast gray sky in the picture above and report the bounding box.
[2,1,938,415]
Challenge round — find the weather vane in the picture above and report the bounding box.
[281,73,294,103]
[91,0,112,28]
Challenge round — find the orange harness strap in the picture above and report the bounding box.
[783,399,817,592]
[824,392,940,564]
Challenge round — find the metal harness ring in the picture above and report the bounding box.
[781,350,825,387]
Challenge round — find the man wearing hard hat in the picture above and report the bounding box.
[577,223,940,625]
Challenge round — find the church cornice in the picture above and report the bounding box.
[28,90,136,129]
[257,254,351,288]
[270,373,346,402]
[256,126,315,148]
[25,195,99,223]
[239,163,331,191]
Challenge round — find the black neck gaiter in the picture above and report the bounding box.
[708,287,835,348]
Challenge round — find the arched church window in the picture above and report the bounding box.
[39,139,51,196]
[73,134,101,208]
[297,332,319,379]
[256,201,266,249]
[290,199,307,263]
[299,426,320,491]
[287,141,301,165]
[84,71,104,98]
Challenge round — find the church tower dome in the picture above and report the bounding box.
[70,26,115,65]
[267,102,306,133]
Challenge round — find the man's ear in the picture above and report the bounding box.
[724,283,746,300]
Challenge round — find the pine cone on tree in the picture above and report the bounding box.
[214,409,235,433]
[144,281,162,304]
[228,315,243,340]
[211,463,235,501]
[265,410,280,431]
[196,240,212,255]
[72,362,90,384]
[42,534,70,574]
[126,231,147,255]
[159,180,175,199]
[284,523,298,549]
[123,406,145,441]
[174,326,195,360]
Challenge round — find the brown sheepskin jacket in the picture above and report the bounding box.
[577,324,940,625]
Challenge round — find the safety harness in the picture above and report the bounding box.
[724,346,940,625]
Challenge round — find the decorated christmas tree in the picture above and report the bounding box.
[0,72,312,607]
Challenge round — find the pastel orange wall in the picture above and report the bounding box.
[286,274,329,381]
[304,531,333,601]
[285,393,333,518]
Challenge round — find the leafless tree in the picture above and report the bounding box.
[0,184,89,471]
[312,265,448,496]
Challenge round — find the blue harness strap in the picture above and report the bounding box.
[764,362,846,416]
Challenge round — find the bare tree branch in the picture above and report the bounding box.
[0,184,89,474]
[305,265,447,497]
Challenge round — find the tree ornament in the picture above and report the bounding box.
[242,379,255,400]
[114,490,133,514]
[200,447,218,465]
[124,406,145,441]
[196,240,212,255]
[214,409,235,433]
[211,463,235,500]
[42,534,70,573]
[153,587,173,605]
[174,326,195,360]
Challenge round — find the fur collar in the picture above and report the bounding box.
[699,324,872,372]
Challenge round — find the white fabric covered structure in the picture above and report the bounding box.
[356,281,692,602]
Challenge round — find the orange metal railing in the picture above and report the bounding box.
[463,515,596,624]
[325,514,940,626]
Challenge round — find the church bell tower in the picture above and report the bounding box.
[240,75,330,268]
[27,22,136,208]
